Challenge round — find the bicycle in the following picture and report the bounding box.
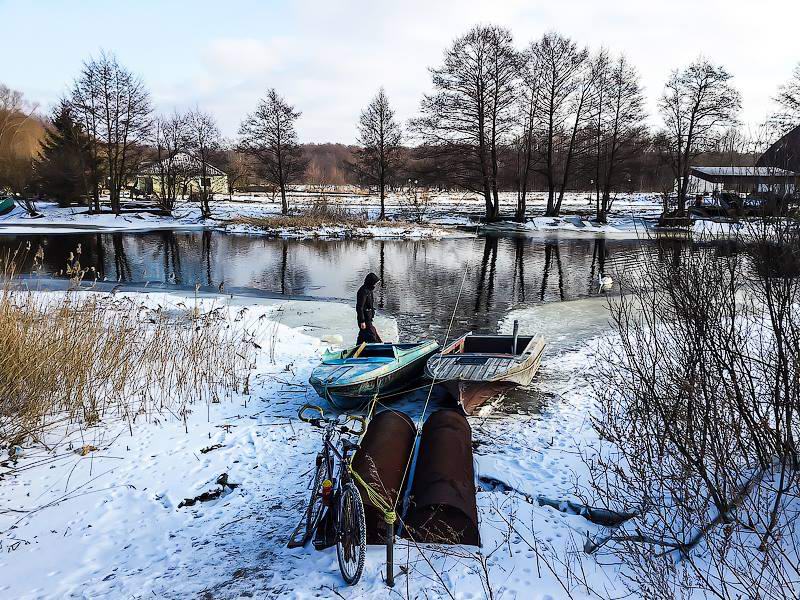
[287,403,368,586]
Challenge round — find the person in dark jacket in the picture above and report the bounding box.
[356,272,382,344]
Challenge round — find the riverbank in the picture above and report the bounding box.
[0,288,619,599]
[0,191,663,239]
[0,201,452,239]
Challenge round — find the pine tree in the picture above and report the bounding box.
[35,100,100,206]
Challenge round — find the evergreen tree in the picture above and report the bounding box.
[35,100,100,206]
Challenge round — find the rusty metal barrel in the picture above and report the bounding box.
[403,409,480,546]
[351,409,417,544]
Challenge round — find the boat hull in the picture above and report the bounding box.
[310,341,439,410]
[442,380,515,415]
[425,334,545,414]
[311,356,430,410]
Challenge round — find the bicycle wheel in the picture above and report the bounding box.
[288,454,327,548]
[306,456,328,539]
[336,482,367,585]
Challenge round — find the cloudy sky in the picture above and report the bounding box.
[1,0,798,143]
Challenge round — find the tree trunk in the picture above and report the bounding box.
[280,184,288,215]
[379,166,385,220]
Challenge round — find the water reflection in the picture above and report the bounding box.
[0,230,759,340]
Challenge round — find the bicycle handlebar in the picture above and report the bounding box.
[343,415,367,436]
[298,403,324,423]
[298,403,367,436]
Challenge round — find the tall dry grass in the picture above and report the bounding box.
[0,249,256,448]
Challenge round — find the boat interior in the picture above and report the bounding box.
[343,343,425,359]
[455,335,536,356]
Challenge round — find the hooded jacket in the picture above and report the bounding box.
[356,273,380,325]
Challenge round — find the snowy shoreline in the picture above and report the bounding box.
[0,288,617,599]
[0,192,665,240]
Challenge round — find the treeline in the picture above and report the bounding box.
[1,27,799,221]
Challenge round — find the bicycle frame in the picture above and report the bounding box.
[299,404,365,547]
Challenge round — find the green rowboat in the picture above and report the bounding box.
[309,341,440,410]
[0,197,15,216]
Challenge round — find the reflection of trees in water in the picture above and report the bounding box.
[474,236,499,312]
[202,230,212,285]
[539,241,565,302]
[224,237,311,295]
[280,240,288,295]
[511,236,526,303]
[589,238,608,293]
[111,234,132,281]
[154,231,183,284]
[6,231,785,336]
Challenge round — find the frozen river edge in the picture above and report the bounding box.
[0,288,617,599]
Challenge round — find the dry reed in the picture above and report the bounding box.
[0,248,256,448]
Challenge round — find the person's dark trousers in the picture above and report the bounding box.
[356,324,382,344]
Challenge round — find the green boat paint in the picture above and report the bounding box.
[309,341,440,410]
[0,198,15,216]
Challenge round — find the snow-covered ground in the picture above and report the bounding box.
[0,290,620,599]
[0,191,663,239]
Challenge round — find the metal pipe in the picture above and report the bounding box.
[512,319,519,354]
[386,520,395,587]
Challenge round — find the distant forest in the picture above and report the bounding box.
[298,142,760,194]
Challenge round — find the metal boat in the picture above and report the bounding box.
[309,341,440,410]
[425,322,545,414]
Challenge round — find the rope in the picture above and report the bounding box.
[349,217,481,523]
[348,462,396,525]
[390,218,480,513]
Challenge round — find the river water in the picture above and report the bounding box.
[0,229,728,344]
[1,228,757,415]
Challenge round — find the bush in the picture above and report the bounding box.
[590,222,800,598]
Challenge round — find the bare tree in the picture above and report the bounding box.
[657,58,740,216]
[186,108,221,218]
[592,223,800,598]
[152,111,190,213]
[219,147,253,200]
[774,63,800,133]
[530,32,589,217]
[239,89,305,215]
[591,53,647,222]
[354,87,402,219]
[69,52,152,214]
[554,63,594,216]
[0,84,44,212]
[514,47,544,221]
[412,24,520,221]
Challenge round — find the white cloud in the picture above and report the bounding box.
[203,38,284,78]
[8,0,797,143]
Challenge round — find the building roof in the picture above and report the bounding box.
[757,124,800,172]
[139,152,226,177]
[690,166,797,183]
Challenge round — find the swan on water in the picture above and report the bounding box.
[598,273,613,291]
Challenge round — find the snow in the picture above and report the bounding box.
[479,215,652,238]
[0,192,664,239]
[0,289,627,599]
[0,201,450,239]
[690,217,797,241]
